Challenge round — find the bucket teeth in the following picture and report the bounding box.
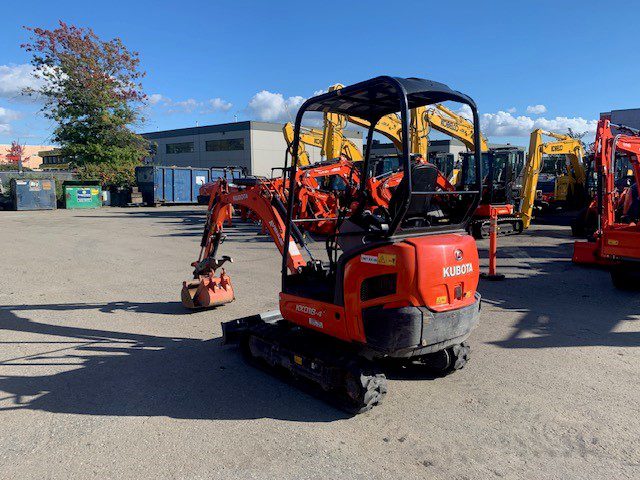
[181,274,235,310]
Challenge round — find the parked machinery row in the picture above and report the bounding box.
[183,77,634,414]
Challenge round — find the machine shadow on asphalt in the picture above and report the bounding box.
[0,304,354,422]
[478,235,640,350]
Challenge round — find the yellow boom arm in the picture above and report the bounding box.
[321,84,363,162]
[283,122,362,165]
[519,129,585,228]
[423,105,489,152]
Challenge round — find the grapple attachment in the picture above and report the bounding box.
[181,269,235,309]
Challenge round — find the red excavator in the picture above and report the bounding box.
[183,76,484,412]
[573,118,640,287]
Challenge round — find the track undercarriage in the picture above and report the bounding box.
[470,216,524,239]
[223,312,471,414]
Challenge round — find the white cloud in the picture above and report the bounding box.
[0,64,42,99]
[312,89,327,96]
[481,111,596,137]
[247,90,305,122]
[507,107,517,113]
[0,106,21,122]
[205,97,232,112]
[148,94,232,114]
[167,98,199,113]
[148,93,166,105]
[526,104,547,115]
[0,106,21,134]
[454,104,595,138]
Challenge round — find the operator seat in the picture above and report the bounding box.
[388,163,439,227]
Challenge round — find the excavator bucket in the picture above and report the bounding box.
[181,270,235,309]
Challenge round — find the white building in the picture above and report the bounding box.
[142,121,362,177]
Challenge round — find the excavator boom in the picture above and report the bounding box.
[519,129,585,229]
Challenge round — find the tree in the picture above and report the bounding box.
[4,141,29,171]
[21,21,148,186]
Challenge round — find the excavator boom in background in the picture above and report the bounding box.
[282,121,363,165]
[519,129,586,229]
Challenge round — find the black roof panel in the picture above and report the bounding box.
[300,76,475,121]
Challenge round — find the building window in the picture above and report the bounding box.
[166,142,194,154]
[205,138,245,152]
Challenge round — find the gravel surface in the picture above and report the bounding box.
[0,206,638,479]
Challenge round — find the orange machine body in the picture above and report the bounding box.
[573,119,640,266]
[280,233,479,349]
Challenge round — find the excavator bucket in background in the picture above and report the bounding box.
[181,269,235,309]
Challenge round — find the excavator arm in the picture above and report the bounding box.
[423,105,489,152]
[519,129,585,229]
[284,122,363,163]
[182,179,308,309]
[345,113,404,151]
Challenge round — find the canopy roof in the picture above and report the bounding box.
[300,76,476,122]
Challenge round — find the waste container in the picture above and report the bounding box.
[135,166,210,205]
[63,181,102,209]
[11,178,57,211]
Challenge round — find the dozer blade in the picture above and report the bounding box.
[181,270,235,309]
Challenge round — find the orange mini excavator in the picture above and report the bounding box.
[183,77,484,412]
[573,118,640,288]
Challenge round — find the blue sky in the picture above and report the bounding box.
[1,0,638,147]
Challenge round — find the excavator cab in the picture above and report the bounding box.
[459,146,525,237]
[461,147,524,207]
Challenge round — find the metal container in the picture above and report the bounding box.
[63,181,102,209]
[11,178,57,211]
[135,166,210,205]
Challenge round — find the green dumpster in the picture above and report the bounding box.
[63,181,102,209]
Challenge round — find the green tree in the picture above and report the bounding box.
[22,21,148,187]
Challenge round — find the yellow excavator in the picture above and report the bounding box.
[345,102,489,182]
[519,129,586,229]
[282,121,363,166]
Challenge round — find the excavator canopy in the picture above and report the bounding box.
[301,76,476,122]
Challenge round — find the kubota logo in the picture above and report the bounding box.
[443,263,474,278]
[295,304,325,317]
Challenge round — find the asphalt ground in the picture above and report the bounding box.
[0,206,638,479]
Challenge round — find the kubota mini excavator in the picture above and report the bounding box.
[183,76,483,413]
[573,118,640,288]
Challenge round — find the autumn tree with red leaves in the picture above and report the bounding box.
[5,140,29,171]
[22,21,149,186]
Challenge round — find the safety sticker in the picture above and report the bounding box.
[360,253,397,266]
[377,253,396,266]
[360,254,378,264]
[308,318,323,329]
[289,241,301,256]
[435,295,447,305]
